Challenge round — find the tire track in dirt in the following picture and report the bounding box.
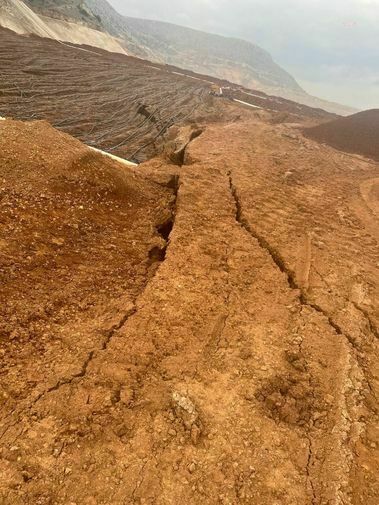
[228,170,323,501]
[229,174,371,352]
[359,178,379,218]
[178,128,365,504]
[228,171,362,504]
[206,117,378,504]
[184,121,377,504]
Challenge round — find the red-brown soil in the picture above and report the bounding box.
[0,118,175,418]
[0,25,378,505]
[0,109,378,504]
[304,109,379,161]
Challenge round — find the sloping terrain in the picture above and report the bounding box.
[0,27,218,163]
[0,117,175,450]
[24,0,150,57]
[0,22,378,505]
[0,27,334,164]
[84,0,356,115]
[24,0,304,97]
[1,0,355,115]
[113,15,302,93]
[24,0,102,29]
[0,0,56,37]
[304,109,379,162]
[0,0,126,53]
[0,110,378,505]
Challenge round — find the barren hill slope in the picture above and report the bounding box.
[0,0,57,37]
[304,109,379,161]
[86,0,357,115]
[0,27,334,165]
[24,0,102,29]
[85,0,302,93]
[21,0,303,97]
[0,0,126,52]
[0,0,354,115]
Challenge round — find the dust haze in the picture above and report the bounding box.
[110,0,379,109]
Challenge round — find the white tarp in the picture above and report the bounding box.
[233,99,262,109]
[89,146,138,167]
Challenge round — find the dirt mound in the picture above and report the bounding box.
[304,109,379,161]
[0,118,174,405]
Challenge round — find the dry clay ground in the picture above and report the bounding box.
[0,108,378,505]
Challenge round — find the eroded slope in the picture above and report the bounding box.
[0,111,378,504]
[0,27,217,163]
[0,118,174,417]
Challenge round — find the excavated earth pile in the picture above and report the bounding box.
[0,118,176,455]
[304,109,379,162]
[0,108,378,504]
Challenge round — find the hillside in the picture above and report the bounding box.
[125,17,302,92]
[0,0,126,52]
[0,19,378,505]
[22,0,302,97]
[1,105,378,505]
[84,0,301,93]
[0,0,354,115]
[304,109,379,161]
[0,27,336,164]
[23,0,101,28]
[86,0,355,115]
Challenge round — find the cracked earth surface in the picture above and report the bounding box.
[0,110,378,505]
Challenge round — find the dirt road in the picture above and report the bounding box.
[0,109,378,504]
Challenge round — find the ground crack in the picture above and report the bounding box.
[149,174,180,262]
[31,176,180,407]
[228,171,373,503]
[228,172,322,505]
[31,306,137,407]
[313,268,378,341]
[306,436,317,504]
[205,244,231,357]
[131,459,149,502]
[352,301,379,340]
[228,172,373,352]
[170,128,203,166]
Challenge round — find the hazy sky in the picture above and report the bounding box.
[109,0,379,109]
